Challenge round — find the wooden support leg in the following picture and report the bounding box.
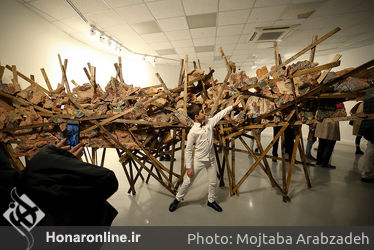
[175,128,186,190]
[252,129,276,187]
[231,138,239,196]
[281,132,287,195]
[286,132,301,193]
[100,148,106,167]
[116,149,136,195]
[219,125,234,195]
[92,148,97,165]
[297,127,312,188]
[169,129,176,187]
[214,144,225,187]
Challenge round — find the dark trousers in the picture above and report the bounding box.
[316,138,336,166]
[272,127,295,157]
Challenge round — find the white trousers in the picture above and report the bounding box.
[360,141,374,178]
[176,159,218,203]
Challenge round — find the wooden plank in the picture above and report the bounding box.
[209,82,226,116]
[273,41,280,66]
[317,54,342,83]
[219,125,234,196]
[184,55,188,111]
[232,123,289,194]
[0,65,5,82]
[155,73,170,93]
[258,27,341,82]
[219,47,232,83]
[71,80,79,87]
[118,56,124,83]
[11,65,19,85]
[309,35,318,62]
[0,90,53,114]
[231,138,238,196]
[5,65,50,94]
[58,54,71,94]
[40,68,53,92]
[198,59,201,69]
[81,91,169,133]
[0,122,54,132]
[286,132,301,193]
[291,61,340,77]
[3,143,24,171]
[0,98,14,111]
[178,59,184,86]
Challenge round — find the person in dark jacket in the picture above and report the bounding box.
[1,140,119,226]
[358,97,374,182]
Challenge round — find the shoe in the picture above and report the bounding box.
[306,154,317,161]
[355,150,364,155]
[321,164,336,169]
[361,177,374,183]
[255,148,259,153]
[169,199,180,212]
[207,201,223,212]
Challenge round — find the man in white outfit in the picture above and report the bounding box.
[169,96,241,212]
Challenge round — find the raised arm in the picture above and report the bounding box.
[209,96,241,127]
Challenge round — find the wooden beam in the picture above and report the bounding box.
[273,41,280,66]
[11,65,19,85]
[58,54,71,94]
[258,27,341,82]
[317,54,342,83]
[309,35,318,62]
[5,65,50,94]
[219,47,232,83]
[0,65,5,82]
[40,68,53,92]
[184,55,188,111]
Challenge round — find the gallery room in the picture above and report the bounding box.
[1,0,374,232]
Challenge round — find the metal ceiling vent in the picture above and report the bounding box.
[248,24,299,43]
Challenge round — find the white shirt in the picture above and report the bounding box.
[185,106,233,169]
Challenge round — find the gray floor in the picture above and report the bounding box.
[102,135,374,226]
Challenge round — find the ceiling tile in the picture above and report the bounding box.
[248,6,287,22]
[216,35,240,45]
[132,21,161,34]
[141,32,169,43]
[156,48,177,55]
[175,47,196,55]
[30,0,77,21]
[59,16,90,33]
[105,0,143,8]
[86,10,122,28]
[165,30,191,41]
[187,13,217,29]
[218,10,250,25]
[183,0,218,15]
[158,17,189,31]
[219,0,255,11]
[255,0,291,8]
[190,27,216,38]
[116,4,154,24]
[215,42,236,51]
[280,2,324,20]
[147,0,184,18]
[193,37,215,46]
[217,24,244,36]
[195,45,215,52]
[149,41,173,50]
[197,51,214,57]
[171,39,194,48]
[70,0,110,14]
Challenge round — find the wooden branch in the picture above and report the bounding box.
[219,47,232,83]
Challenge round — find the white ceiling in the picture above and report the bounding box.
[21,0,374,67]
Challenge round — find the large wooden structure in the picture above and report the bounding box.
[1,27,374,202]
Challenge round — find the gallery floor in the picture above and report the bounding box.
[103,135,374,226]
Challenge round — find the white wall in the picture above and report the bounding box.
[0,0,181,90]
